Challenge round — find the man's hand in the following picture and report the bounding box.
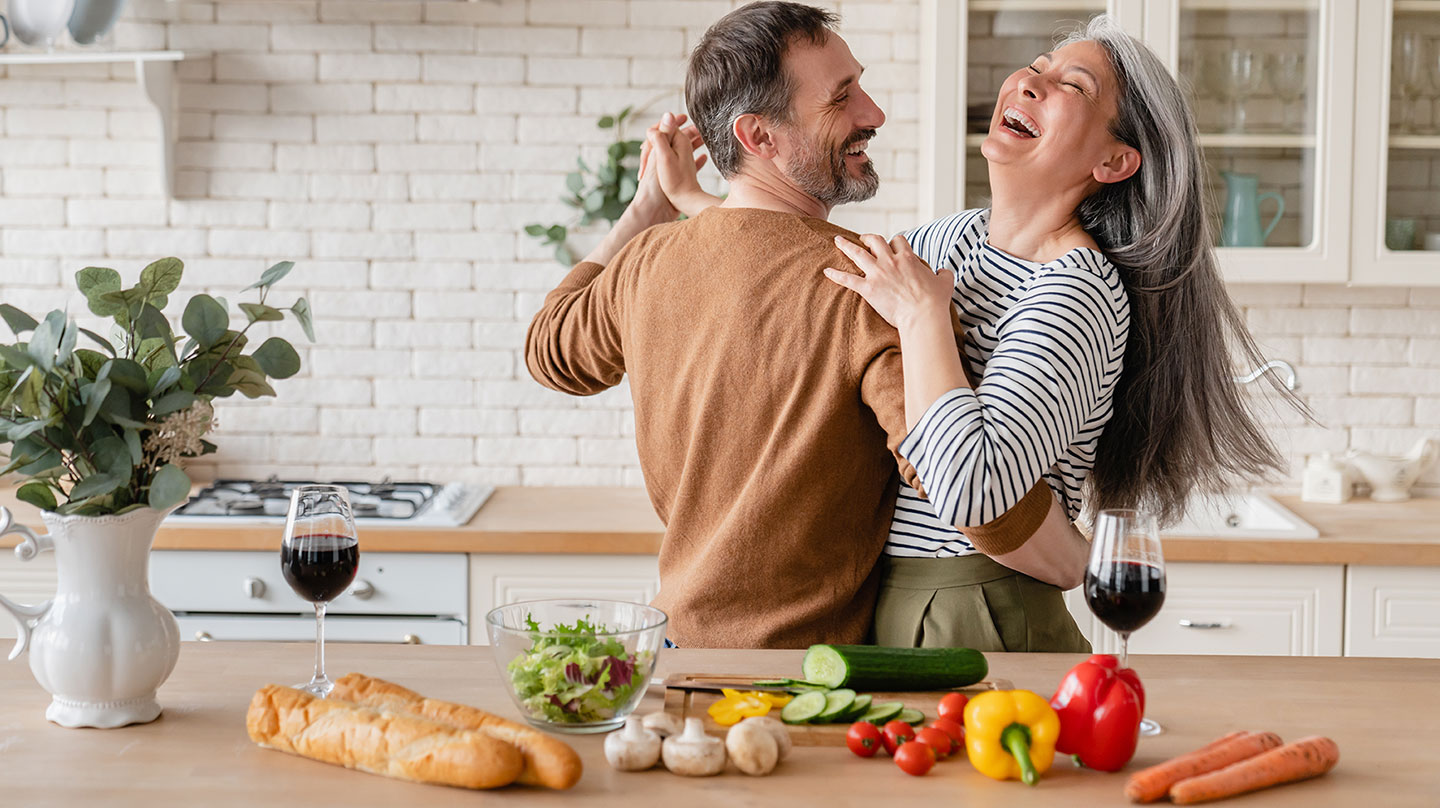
[640,112,720,217]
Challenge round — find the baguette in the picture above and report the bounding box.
[246,684,525,790]
[331,672,583,790]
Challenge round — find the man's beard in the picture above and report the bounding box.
[785,127,880,207]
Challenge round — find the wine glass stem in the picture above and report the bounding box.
[313,601,327,685]
[1119,632,1130,669]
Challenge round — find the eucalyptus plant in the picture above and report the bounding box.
[0,259,313,517]
[525,106,643,265]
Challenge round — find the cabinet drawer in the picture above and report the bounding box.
[176,615,466,645]
[468,554,661,645]
[1345,566,1440,659]
[1066,563,1344,656]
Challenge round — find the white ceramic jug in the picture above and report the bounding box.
[9,0,76,49]
[0,506,180,728]
[1346,438,1439,503]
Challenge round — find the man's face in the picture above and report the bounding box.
[774,33,886,207]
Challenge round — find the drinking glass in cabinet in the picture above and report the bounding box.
[1393,30,1427,134]
[1269,52,1307,134]
[1206,49,1264,133]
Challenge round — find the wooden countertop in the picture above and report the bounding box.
[1,643,1435,807]
[2,486,1439,565]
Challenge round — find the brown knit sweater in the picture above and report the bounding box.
[525,207,1046,648]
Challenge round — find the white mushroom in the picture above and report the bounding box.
[725,718,780,776]
[738,715,791,761]
[604,715,661,771]
[661,718,726,776]
[642,711,685,739]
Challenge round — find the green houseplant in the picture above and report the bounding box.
[0,258,313,728]
[0,258,312,515]
[524,107,644,265]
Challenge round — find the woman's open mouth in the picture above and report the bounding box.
[999,106,1042,139]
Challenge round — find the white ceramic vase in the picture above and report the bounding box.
[0,506,180,728]
[9,0,77,49]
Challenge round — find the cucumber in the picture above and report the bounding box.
[750,679,792,687]
[860,701,904,725]
[802,644,988,691]
[780,690,829,724]
[838,693,873,723]
[814,689,856,722]
[898,708,925,725]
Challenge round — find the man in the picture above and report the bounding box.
[526,2,1051,648]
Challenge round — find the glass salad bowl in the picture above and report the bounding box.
[486,599,667,734]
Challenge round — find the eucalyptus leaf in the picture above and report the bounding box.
[148,464,192,510]
[597,115,615,129]
[70,472,124,500]
[82,377,112,426]
[0,304,38,335]
[135,304,171,341]
[15,481,56,512]
[524,224,546,237]
[290,297,315,343]
[151,390,197,416]
[228,368,277,399]
[7,419,46,442]
[91,435,134,478]
[123,428,143,465]
[618,173,637,204]
[78,328,116,356]
[76,267,123,317]
[182,294,229,350]
[16,366,44,418]
[75,349,108,380]
[138,257,183,298]
[150,365,182,395]
[565,173,585,194]
[243,260,295,291]
[27,311,64,370]
[583,189,605,212]
[105,359,150,393]
[239,302,284,323]
[606,142,626,164]
[547,225,566,242]
[0,344,34,370]
[16,449,61,477]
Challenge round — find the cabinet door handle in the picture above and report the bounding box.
[402,634,422,645]
[349,579,376,600]
[194,631,214,642]
[1178,619,1230,629]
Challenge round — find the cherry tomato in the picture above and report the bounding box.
[937,692,969,721]
[893,740,936,776]
[929,717,965,754]
[881,719,916,755]
[914,726,953,760]
[846,721,883,758]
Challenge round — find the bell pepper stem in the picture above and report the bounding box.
[1002,723,1039,786]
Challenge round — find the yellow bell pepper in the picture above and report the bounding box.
[706,690,788,726]
[963,689,1061,786]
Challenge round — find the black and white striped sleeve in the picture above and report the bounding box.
[897,256,1127,528]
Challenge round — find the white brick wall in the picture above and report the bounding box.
[0,0,1435,496]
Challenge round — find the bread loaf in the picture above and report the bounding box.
[330,672,583,790]
[245,684,525,790]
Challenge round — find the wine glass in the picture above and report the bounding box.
[282,485,359,697]
[1086,508,1166,736]
[1428,37,1440,134]
[1268,51,1307,134]
[1207,49,1264,133]
[1393,30,1427,134]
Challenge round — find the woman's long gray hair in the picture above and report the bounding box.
[1060,16,1301,525]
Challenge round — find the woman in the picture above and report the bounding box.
[644,16,1293,651]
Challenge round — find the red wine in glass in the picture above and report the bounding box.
[282,485,359,697]
[282,534,359,603]
[1086,509,1166,736]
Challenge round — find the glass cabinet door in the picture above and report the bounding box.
[1146,0,1356,282]
[919,1,1144,221]
[1352,0,1440,284]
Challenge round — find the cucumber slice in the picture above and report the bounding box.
[780,690,829,724]
[839,693,873,723]
[800,644,849,688]
[750,679,792,687]
[860,701,904,725]
[814,689,856,722]
[898,708,925,725]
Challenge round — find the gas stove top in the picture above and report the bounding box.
[170,478,493,527]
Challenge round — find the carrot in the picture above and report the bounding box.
[1168,736,1340,805]
[1124,731,1285,803]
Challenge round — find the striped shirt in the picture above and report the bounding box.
[884,209,1130,558]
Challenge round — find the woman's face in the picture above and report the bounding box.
[981,40,1135,188]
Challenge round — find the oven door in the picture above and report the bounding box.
[176,615,466,645]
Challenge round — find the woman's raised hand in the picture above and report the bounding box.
[638,111,721,217]
[824,234,956,333]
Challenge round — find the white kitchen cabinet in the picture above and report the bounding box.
[919,0,1440,285]
[466,554,660,645]
[0,549,56,641]
[1065,562,1346,656]
[1344,565,1440,658]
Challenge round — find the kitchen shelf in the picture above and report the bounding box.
[1389,134,1440,150]
[1394,1,1440,12]
[0,51,184,198]
[968,1,1105,11]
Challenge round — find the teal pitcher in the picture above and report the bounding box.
[1220,171,1285,247]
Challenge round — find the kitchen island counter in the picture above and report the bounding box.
[1,643,1435,807]
[3,486,1440,564]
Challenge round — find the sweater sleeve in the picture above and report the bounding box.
[898,262,1126,528]
[524,259,627,397]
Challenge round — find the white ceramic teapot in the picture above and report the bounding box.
[1346,438,1439,503]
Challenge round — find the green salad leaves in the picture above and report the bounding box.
[506,615,653,724]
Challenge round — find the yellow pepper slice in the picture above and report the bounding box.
[759,692,793,707]
[707,690,775,726]
[963,689,1060,786]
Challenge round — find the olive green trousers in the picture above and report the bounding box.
[872,554,1092,652]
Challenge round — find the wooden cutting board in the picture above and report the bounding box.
[662,672,1014,746]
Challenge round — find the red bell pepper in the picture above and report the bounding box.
[1049,654,1144,772]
